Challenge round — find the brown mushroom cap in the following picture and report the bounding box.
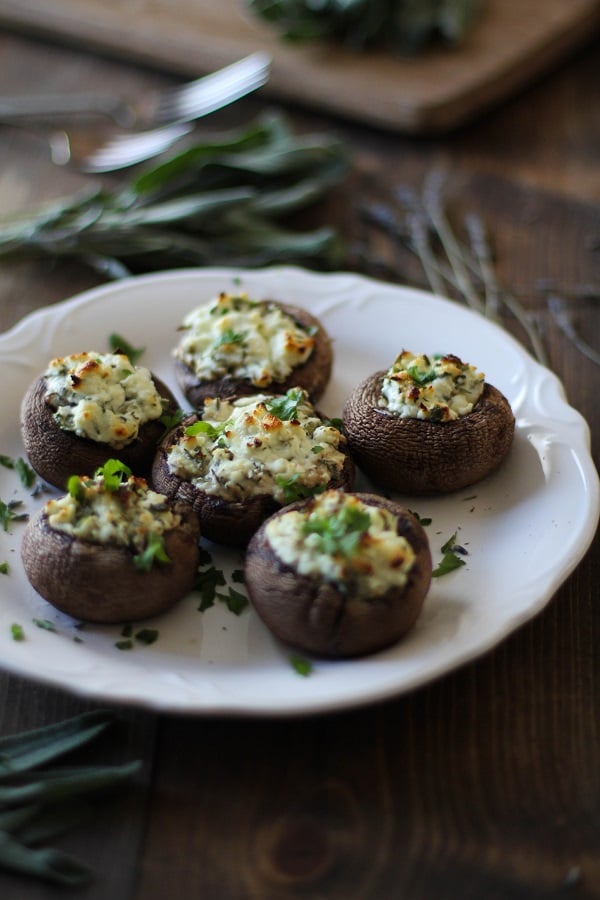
[174,301,333,408]
[151,415,355,548]
[342,372,515,495]
[21,372,179,489]
[21,503,200,624]
[244,493,432,659]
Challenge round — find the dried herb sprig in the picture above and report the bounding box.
[0,112,348,278]
[0,711,141,887]
[359,170,549,365]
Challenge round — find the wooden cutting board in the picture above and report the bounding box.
[0,0,598,133]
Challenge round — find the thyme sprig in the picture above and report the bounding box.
[358,170,550,365]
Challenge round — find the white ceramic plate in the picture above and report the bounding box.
[0,267,598,716]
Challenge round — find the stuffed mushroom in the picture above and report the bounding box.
[343,351,515,495]
[172,291,332,406]
[21,460,200,624]
[244,490,432,658]
[152,387,354,547]
[21,350,179,489]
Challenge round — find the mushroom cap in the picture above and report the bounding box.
[174,301,333,407]
[244,493,432,658]
[342,372,515,495]
[21,503,200,624]
[151,420,355,548]
[21,372,179,489]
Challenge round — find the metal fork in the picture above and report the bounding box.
[80,51,271,173]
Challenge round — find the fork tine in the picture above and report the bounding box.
[155,51,271,123]
[81,52,271,173]
[81,123,193,173]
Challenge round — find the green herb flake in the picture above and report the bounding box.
[108,333,145,363]
[291,654,312,677]
[121,624,133,638]
[159,407,186,437]
[231,569,245,584]
[67,475,86,501]
[115,639,134,651]
[0,561,8,575]
[185,420,227,440]
[408,509,432,527]
[265,388,304,421]
[275,474,325,504]
[214,328,247,348]
[302,502,371,558]
[95,458,132,492]
[10,623,25,641]
[15,457,36,489]
[133,532,170,572]
[194,565,226,611]
[0,498,28,532]
[0,454,15,470]
[432,532,468,578]
[135,628,159,646]
[33,618,57,632]
[216,586,249,616]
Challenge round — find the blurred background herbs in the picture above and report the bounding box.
[0,112,349,279]
[247,0,482,55]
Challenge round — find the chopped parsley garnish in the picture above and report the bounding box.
[11,623,25,641]
[0,562,8,575]
[407,364,437,386]
[215,586,248,616]
[159,407,186,437]
[0,454,14,469]
[133,532,170,572]
[15,457,36,489]
[291,655,313,677]
[275,474,325,504]
[265,388,305,421]
[194,565,226,611]
[135,628,159,646]
[214,328,246,348]
[301,503,371,557]
[108,333,145,363]
[0,498,27,532]
[431,532,468,577]
[408,509,432,527]
[185,420,228,440]
[95,459,133,492]
[115,639,133,651]
[67,475,87,501]
[33,618,57,632]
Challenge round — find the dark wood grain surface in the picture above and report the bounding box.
[0,25,598,900]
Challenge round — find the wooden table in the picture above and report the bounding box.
[0,26,599,900]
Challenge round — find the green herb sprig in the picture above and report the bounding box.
[432,531,467,577]
[248,0,481,55]
[0,112,347,277]
[0,711,140,888]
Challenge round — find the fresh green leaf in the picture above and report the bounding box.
[0,499,27,532]
[185,419,228,440]
[214,328,246,347]
[302,501,371,557]
[95,459,132,492]
[32,618,57,632]
[194,565,226,611]
[15,458,37,489]
[10,623,24,642]
[265,388,305,421]
[135,628,159,646]
[133,532,170,571]
[108,333,145,363]
[432,532,468,577]
[275,474,326,504]
[216,586,248,616]
[0,562,8,575]
[290,655,312,677]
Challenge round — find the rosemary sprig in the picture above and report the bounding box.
[0,711,141,887]
[0,112,348,277]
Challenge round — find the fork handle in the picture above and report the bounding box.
[0,94,135,126]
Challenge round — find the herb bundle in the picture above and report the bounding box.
[248,0,481,55]
[0,112,348,278]
[0,711,140,888]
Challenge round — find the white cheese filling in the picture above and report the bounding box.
[265,491,416,597]
[46,475,181,552]
[44,351,165,447]
[173,292,315,387]
[380,351,484,421]
[166,389,346,503]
